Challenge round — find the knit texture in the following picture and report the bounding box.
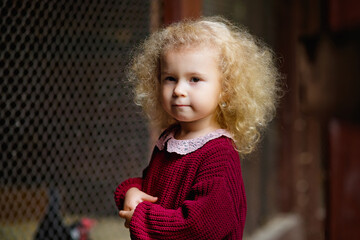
[114,135,246,239]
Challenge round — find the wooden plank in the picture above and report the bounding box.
[163,0,202,25]
[329,120,360,240]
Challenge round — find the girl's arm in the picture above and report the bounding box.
[114,165,151,210]
[114,177,143,210]
[128,152,246,239]
[119,187,158,228]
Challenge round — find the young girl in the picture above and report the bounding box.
[114,16,280,239]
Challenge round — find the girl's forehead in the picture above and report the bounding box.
[161,43,220,58]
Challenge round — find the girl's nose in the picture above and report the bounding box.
[173,81,187,97]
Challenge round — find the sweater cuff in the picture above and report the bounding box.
[114,177,143,210]
[129,201,151,239]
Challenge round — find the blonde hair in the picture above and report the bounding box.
[127,16,281,154]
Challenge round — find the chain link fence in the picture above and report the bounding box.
[1,1,151,239]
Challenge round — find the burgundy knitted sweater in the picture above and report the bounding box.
[114,129,247,239]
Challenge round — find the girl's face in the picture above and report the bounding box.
[160,46,222,132]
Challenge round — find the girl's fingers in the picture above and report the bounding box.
[119,210,128,218]
[119,210,131,228]
[124,220,130,228]
[142,193,158,203]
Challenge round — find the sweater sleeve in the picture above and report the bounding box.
[129,150,244,239]
[114,177,143,210]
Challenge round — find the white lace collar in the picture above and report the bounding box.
[155,126,233,155]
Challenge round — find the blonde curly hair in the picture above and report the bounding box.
[127,16,281,154]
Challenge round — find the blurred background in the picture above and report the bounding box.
[0,0,359,240]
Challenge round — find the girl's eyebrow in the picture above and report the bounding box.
[160,71,207,77]
[188,72,207,77]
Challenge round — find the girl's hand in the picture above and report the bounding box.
[119,209,135,228]
[123,187,158,211]
[120,187,158,228]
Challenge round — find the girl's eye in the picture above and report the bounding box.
[164,76,176,82]
[190,77,200,83]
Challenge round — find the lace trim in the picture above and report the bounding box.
[156,127,233,155]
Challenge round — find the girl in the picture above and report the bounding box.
[114,16,281,239]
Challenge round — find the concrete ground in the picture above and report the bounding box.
[0,217,130,240]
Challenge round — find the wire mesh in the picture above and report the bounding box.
[0,0,151,239]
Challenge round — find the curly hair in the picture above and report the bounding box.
[127,16,281,154]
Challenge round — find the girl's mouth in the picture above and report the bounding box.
[173,104,189,107]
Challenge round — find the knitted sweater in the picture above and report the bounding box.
[114,129,247,239]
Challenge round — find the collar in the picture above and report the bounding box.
[155,126,233,155]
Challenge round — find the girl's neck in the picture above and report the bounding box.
[175,121,221,140]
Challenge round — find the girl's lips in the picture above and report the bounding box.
[172,104,189,107]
